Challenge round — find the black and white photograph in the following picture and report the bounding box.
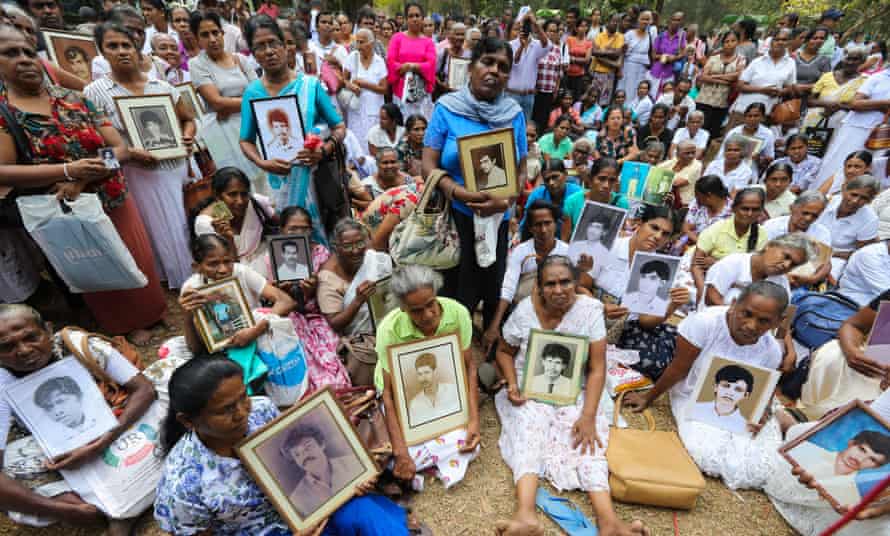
[114,94,186,160]
[567,201,627,264]
[368,276,399,330]
[42,30,97,83]
[521,329,589,406]
[687,356,780,436]
[458,127,518,198]
[780,400,890,510]
[3,357,118,460]
[447,56,471,89]
[621,251,681,317]
[237,388,378,532]
[269,234,312,283]
[387,333,470,445]
[193,277,256,352]
[99,147,120,170]
[174,82,205,123]
[251,95,306,162]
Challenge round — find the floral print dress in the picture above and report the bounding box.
[595,128,636,161]
[154,397,290,536]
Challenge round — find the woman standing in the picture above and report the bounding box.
[189,12,265,196]
[0,24,166,340]
[343,28,387,145]
[170,6,199,61]
[619,10,653,98]
[595,107,639,164]
[794,28,832,93]
[141,0,177,55]
[386,2,436,118]
[494,256,649,536]
[240,15,345,244]
[695,30,746,142]
[647,12,687,97]
[85,22,195,290]
[422,36,527,337]
[564,18,593,100]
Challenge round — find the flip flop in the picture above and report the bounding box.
[534,488,598,536]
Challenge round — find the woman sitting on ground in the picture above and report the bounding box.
[538,114,575,162]
[761,162,797,220]
[704,134,756,196]
[561,158,628,239]
[520,160,582,231]
[374,265,481,489]
[657,139,702,209]
[676,175,732,250]
[814,173,879,282]
[762,191,832,290]
[494,256,650,536]
[817,149,873,197]
[155,356,412,535]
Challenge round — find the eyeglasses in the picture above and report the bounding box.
[252,40,284,53]
[337,240,367,253]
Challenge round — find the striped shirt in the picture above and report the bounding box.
[536,45,563,93]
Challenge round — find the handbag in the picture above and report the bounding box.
[337,333,377,387]
[865,111,890,150]
[336,386,392,464]
[0,102,36,229]
[313,138,351,238]
[607,392,705,509]
[770,98,802,125]
[804,117,834,158]
[389,169,461,270]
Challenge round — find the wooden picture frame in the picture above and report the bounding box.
[173,82,205,123]
[250,94,306,162]
[193,277,256,352]
[780,400,890,510]
[41,29,97,83]
[520,329,589,406]
[447,56,470,89]
[237,388,379,532]
[458,127,518,198]
[268,234,313,284]
[114,94,187,160]
[386,333,469,445]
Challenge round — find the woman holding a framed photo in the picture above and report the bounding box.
[240,14,346,245]
[494,255,649,536]
[84,21,196,291]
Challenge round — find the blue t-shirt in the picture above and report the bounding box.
[519,182,583,230]
[423,103,528,218]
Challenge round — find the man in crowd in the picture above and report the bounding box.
[590,13,624,106]
[690,364,755,434]
[506,11,550,121]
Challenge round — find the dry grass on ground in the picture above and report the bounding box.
[0,292,797,535]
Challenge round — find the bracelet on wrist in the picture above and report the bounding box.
[62,163,76,182]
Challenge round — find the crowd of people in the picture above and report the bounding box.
[0,0,889,535]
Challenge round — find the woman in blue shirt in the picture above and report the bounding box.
[422,37,528,332]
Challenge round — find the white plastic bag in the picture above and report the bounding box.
[17,194,147,293]
[253,310,310,406]
[473,212,502,268]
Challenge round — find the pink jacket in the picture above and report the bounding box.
[386,32,437,98]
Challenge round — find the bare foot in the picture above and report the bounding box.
[494,516,544,536]
[128,328,153,346]
[106,518,137,536]
[599,519,649,536]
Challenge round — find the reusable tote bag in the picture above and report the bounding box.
[16,194,147,293]
[253,309,310,406]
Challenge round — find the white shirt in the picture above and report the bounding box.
[763,189,797,219]
[507,38,552,92]
[704,159,755,192]
[787,440,862,506]
[838,241,890,307]
[656,93,696,130]
[622,290,670,317]
[367,125,404,150]
[732,53,797,114]
[592,236,631,299]
[763,216,832,245]
[629,96,654,126]
[276,262,309,281]
[143,26,180,54]
[672,127,710,150]
[407,382,461,426]
[529,374,574,397]
[223,22,246,54]
[845,70,890,129]
[703,252,791,309]
[815,195,879,254]
[689,400,749,434]
[501,239,570,302]
[310,39,349,70]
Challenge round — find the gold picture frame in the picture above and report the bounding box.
[173,82,205,124]
[520,329,589,406]
[387,333,469,445]
[41,29,97,83]
[114,94,187,160]
[237,388,379,532]
[193,277,256,352]
[458,127,518,198]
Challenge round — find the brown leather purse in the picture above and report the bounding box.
[770,98,802,125]
[336,386,392,464]
[865,111,890,150]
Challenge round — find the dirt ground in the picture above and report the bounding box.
[0,292,798,535]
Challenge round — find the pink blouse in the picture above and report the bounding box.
[386,32,437,98]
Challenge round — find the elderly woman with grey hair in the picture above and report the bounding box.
[668,110,709,160]
[343,27,388,142]
[657,138,703,208]
[317,218,393,336]
[814,174,880,282]
[703,134,756,195]
[373,264,481,489]
[763,191,832,288]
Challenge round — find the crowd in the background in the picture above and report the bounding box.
[0,0,889,535]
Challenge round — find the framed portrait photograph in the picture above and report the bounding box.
[621,251,681,317]
[447,56,471,89]
[521,329,589,406]
[618,161,650,200]
[568,201,627,264]
[114,94,187,160]
[268,234,312,284]
[41,29,97,83]
[387,333,470,445]
[193,277,256,352]
[458,127,518,198]
[780,399,890,510]
[790,240,831,278]
[173,82,205,123]
[251,95,306,162]
[686,356,780,437]
[3,357,118,460]
[367,276,399,330]
[237,388,379,532]
[866,301,890,366]
[641,168,675,206]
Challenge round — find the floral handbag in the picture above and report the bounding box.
[389,169,461,270]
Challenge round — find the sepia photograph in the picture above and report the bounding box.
[458,127,518,198]
[3,357,118,460]
[388,333,469,445]
[781,400,890,510]
[174,82,205,123]
[368,275,399,330]
[42,30,97,83]
[114,94,186,160]
[687,356,780,436]
[251,95,306,162]
[447,56,471,89]
[622,252,681,317]
[521,329,589,406]
[269,234,312,283]
[866,301,890,366]
[193,277,256,352]
[641,167,675,206]
[568,201,627,265]
[237,388,378,532]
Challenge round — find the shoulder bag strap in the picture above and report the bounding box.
[0,102,34,164]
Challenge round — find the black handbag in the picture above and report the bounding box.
[0,101,36,228]
[312,138,351,238]
[804,118,834,158]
